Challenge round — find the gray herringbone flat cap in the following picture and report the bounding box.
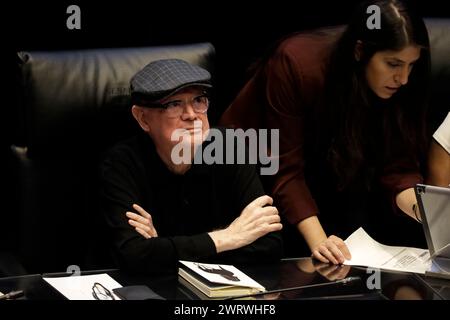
[130,59,211,106]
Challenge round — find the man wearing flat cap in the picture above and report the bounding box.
[100,59,282,274]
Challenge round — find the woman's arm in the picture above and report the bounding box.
[395,187,421,222]
[426,139,450,187]
[221,36,351,264]
[264,41,350,264]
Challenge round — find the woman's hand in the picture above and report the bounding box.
[311,235,351,264]
[297,216,351,265]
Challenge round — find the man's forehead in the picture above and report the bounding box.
[162,87,205,101]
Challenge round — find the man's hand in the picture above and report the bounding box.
[126,204,158,239]
[311,235,351,264]
[208,195,282,253]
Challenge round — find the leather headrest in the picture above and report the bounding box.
[17,43,215,158]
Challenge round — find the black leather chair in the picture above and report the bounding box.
[11,43,215,274]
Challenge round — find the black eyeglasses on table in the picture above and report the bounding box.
[92,282,115,300]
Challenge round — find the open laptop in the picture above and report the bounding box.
[415,184,450,280]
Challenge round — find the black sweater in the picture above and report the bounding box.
[100,131,283,274]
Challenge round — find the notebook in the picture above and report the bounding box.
[178,261,265,298]
[415,184,450,280]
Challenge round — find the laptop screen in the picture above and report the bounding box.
[415,184,450,258]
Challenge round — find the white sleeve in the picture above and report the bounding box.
[433,112,450,154]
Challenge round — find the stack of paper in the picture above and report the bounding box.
[344,227,431,274]
[43,273,122,300]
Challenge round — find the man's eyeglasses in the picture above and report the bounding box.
[154,94,209,118]
[92,282,115,300]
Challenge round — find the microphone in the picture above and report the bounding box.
[0,290,24,300]
[339,276,361,285]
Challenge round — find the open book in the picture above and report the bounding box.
[178,260,265,298]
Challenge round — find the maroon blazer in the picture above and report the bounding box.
[219,29,422,226]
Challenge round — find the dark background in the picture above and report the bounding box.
[8,0,450,118]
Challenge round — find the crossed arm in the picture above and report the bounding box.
[126,195,283,254]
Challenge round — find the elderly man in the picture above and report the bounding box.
[100,59,282,273]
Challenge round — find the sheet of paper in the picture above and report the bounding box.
[180,260,265,290]
[344,227,431,274]
[43,273,122,300]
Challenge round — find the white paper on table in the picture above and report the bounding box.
[344,227,431,274]
[43,273,122,300]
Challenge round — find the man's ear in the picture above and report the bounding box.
[354,40,363,62]
[131,105,151,132]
